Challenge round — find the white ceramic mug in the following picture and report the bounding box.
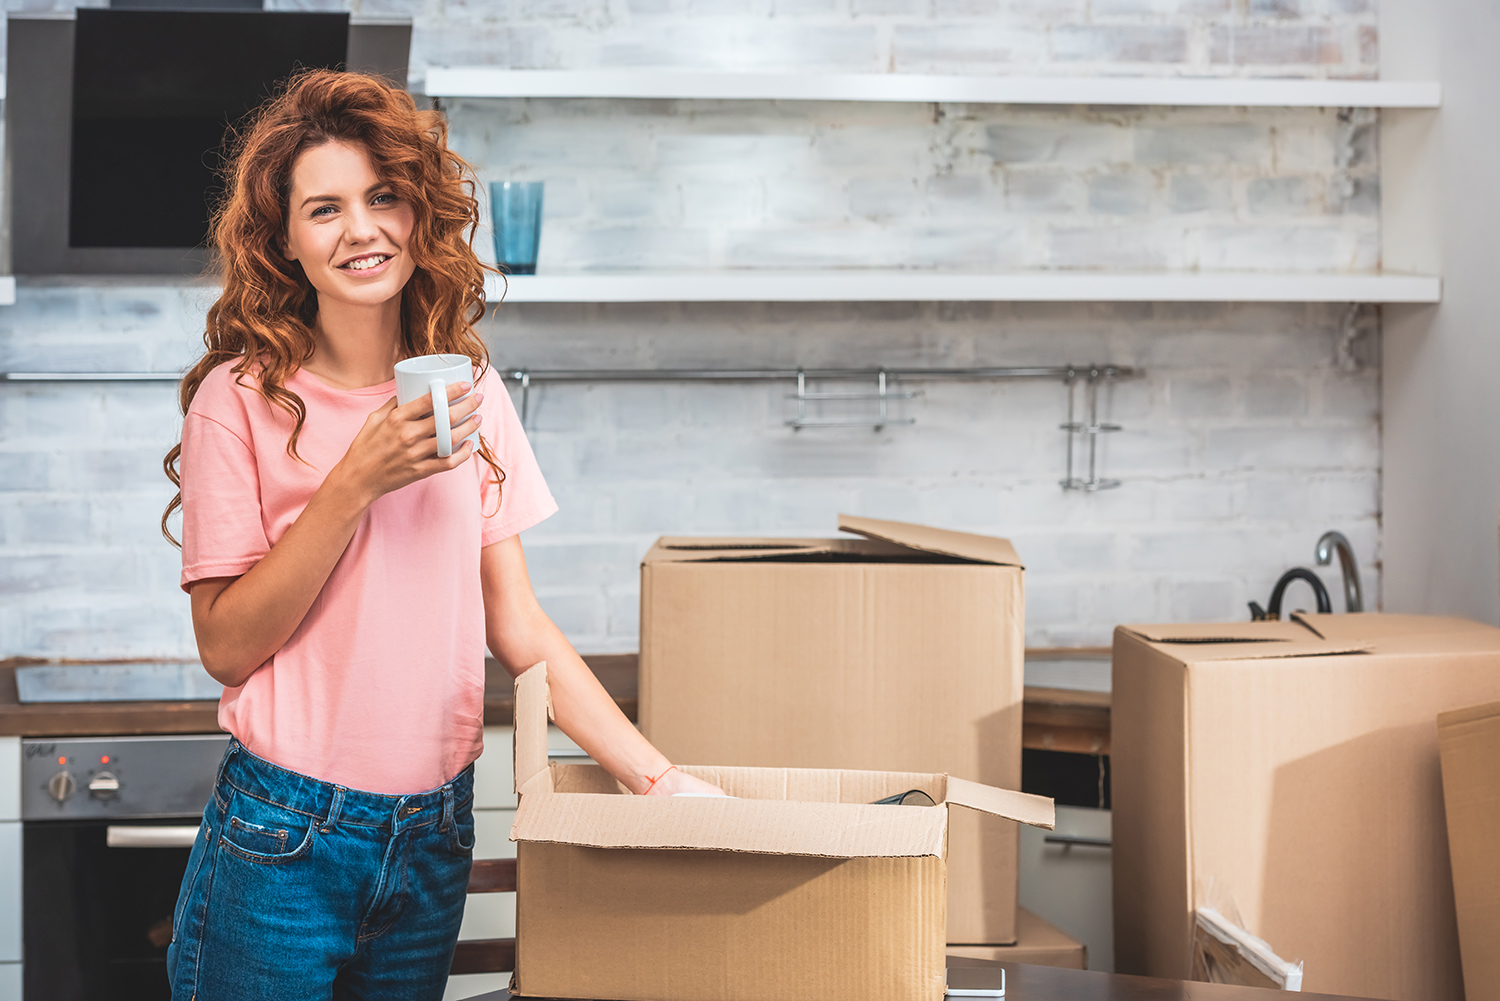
[394,354,480,458]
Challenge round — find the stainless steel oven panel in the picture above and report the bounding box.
[21,735,231,821]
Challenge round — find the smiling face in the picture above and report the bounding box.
[282,140,418,313]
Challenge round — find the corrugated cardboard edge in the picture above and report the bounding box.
[1118,622,1371,662]
[1438,698,1500,731]
[514,661,552,796]
[947,776,1054,830]
[512,792,952,858]
[838,513,1024,568]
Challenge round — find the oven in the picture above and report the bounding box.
[21,735,231,1001]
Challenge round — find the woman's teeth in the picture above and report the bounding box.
[343,255,389,271]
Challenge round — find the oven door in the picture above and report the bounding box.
[24,818,200,1001]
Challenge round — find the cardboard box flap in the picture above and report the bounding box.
[510,792,951,858]
[513,662,553,795]
[644,536,921,564]
[644,537,837,564]
[1119,622,1370,661]
[1438,698,1500,731]
[1293,612,1500,649]
[838,514,1024,568]
[946,776,1055,830]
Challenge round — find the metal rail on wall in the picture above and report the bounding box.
[502,364,1137,491]
[0,363,1140,491]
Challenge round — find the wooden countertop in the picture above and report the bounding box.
[0,655,638,737]
[0,653,1106,750]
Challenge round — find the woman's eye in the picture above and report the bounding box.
[310,205,335,218]
[373,192,397,205]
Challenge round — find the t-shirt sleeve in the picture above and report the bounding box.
[179,406,271,593]
[477,367,557,547]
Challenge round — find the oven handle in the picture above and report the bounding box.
[106,825,202,849]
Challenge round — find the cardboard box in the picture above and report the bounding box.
[509,663,1055,1001]
[1112,612,1500,1001]
[946,908,1087,970]
[1437,699,1500,1001]
[1191,907,1303,991]
[639,514,1025,943]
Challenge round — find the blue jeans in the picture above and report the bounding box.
[167,741,475,1000]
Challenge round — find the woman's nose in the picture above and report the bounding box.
[344,206,380,242]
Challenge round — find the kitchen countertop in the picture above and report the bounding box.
[0,655,638,737]
[0,651,1106,746]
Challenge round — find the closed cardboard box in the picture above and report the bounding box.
[1437,699,1500,1001]
[639,514,1025,944]
[509,664,1054,1001]
[1112,613,1500,1001]
[947,908,1087,969]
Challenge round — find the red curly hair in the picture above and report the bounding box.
[162,69,504,544]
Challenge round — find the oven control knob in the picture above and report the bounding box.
[48,771,76,803]
[88,771,120,800]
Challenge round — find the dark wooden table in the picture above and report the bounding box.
[460,961,1381,1001]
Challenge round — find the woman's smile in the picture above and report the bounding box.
[337,252,395,276]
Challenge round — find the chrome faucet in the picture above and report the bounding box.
[1315,531,1363,613]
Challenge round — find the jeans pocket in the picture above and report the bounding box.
[447,801,476,856]
[220,792,317,865]
[171,816,213,942]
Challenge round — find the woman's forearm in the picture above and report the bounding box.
[495,607,670,795]
[191,470,370,687]
[481,537,670,794]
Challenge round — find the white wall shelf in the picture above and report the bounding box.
[426,69,1441,109]
[483,271,1440,304]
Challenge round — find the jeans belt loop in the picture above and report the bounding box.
[441,784,455,834]
[321,786,346,834]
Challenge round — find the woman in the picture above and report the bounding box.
[162,69,720,1000]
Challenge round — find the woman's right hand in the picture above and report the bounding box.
[333,381,484,507]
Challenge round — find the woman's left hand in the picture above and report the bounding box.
[646,767,728,798]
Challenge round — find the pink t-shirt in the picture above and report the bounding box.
[179,360,556,794]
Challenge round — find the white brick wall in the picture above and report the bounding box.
[0,288,1380,655]
[449,101,1377,275]
[493,299,1380,650]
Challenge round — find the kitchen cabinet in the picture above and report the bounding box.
[1018,805,1113,973]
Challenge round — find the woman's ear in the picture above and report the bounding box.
[280,231,297,262]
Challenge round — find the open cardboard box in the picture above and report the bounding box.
[1113,612,1500,1001]
[509,663,1055,1001]
[639,514,1026,944]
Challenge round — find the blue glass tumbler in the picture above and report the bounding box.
[490,181,545,275]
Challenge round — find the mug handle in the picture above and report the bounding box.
[430,377,453,458]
